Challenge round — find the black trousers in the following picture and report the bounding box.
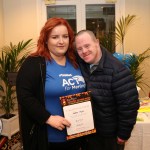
[48,138,81,150]
[82,134,125,150]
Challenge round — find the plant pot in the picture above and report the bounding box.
[1,112,19,139]
[137,86,141,93]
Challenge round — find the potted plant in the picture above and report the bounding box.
[113,48,150,90]
[113,14,150,91]
[0,39,33,138]
[115,14,136,54]
[100,14,136,54]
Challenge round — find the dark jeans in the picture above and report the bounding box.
[82,134,125,150]
[48,139,81,150]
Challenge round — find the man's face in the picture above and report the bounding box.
[75,32,100,64]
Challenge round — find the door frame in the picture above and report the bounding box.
[36,0,125,33]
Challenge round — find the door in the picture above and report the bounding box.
[39,0,121,52]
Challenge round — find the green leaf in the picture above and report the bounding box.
[0,39,34,116]
[115,14,136,54]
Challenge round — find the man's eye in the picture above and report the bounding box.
[77,48,82,52]
[85,45,89,48]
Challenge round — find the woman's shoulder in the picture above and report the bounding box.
[26,55,45,62]
[19,56,45,71]
[22,56,45,66]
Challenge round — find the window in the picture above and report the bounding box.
[47,6,77,33]
[86,4,115,53]
[45,0,116,52]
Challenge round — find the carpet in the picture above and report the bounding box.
[0,132,22,150]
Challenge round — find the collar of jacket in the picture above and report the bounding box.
[96,45,107,71]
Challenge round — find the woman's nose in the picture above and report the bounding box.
[59,37,64,43]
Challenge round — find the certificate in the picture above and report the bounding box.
[60,91,96,140]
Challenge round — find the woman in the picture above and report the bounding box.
[16,17,86,150]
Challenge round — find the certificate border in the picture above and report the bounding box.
[60,91,96,140]
[67,128,96,140]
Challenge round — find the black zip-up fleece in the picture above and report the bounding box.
[16,56,50,150]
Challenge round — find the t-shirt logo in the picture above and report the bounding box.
[62,75,85,91]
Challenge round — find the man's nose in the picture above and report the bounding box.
[82,47,87,53]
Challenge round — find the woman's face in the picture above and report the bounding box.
[47,25,69,58]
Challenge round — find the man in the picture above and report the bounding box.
[75,30,139,150]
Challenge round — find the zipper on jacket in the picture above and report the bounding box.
[39,62,46,106]
[40,63,45,97]
[30,124,35,135]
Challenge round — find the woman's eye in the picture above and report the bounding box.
[52,36,57,39]
[64,35,69,38]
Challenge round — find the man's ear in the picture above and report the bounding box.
[96,39,100,45]
[96,38,99,43]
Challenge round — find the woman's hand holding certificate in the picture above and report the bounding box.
[46,115,71,131]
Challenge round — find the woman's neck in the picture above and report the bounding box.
[52,55,66,66]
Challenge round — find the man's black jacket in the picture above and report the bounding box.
[77,46,139,140]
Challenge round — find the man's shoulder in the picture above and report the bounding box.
[103,50,124,69]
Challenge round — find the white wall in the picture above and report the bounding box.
[3,0,150,52]
[0,0,4,49]
[0,0,3,114]
[115,0,150,97]
[1,0,150,97]
[124,0,150,54]
[124,0,150,97]
[3,0,39,46]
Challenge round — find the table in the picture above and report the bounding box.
[125,98,150,150]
